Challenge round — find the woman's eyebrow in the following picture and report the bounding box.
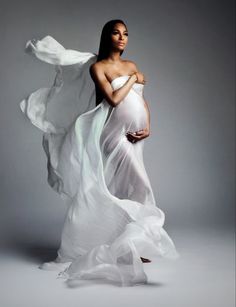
[113,29,128,33]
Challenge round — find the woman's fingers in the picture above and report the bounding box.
[136,71,147,84]
[135,130,144,135]
[126,130,146,143]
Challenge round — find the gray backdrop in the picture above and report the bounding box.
[0,0,234,246]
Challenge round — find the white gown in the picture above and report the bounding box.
[19,35,179,287]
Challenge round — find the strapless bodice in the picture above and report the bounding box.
[111,75,144,97]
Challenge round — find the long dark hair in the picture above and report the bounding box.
[97,19,127,61]
[95,19,128,105]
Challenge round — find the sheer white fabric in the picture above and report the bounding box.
[19,35,179,287]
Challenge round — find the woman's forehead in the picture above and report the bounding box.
[113,23,128,31]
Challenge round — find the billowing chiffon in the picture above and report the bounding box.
[19,35,179,287]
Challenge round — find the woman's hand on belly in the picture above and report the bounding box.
[125,127,150,143]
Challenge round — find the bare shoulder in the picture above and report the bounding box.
[89,61,106,81]
[89,61,103,75]
[123,59,139,72]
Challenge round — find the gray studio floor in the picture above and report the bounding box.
[0,226,234,307]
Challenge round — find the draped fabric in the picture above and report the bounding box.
[19,35,179,287]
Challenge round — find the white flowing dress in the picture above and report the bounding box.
[19,35,179,287]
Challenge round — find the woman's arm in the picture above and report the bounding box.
[89,63,137,107]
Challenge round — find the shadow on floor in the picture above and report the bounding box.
[1,238,59,264]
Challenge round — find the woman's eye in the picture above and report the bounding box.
[112,32,128,36]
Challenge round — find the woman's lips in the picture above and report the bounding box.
[118,42,125,46]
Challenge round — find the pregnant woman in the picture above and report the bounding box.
[19,19,179,287]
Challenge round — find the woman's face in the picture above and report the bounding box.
[110,23,128,52]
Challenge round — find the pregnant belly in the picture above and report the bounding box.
[114,96,147,132]
[100,96,147,156]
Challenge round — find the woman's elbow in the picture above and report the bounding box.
[106,95,120,107]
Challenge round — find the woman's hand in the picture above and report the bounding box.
[133,71,147,85]
[126,127,150,143]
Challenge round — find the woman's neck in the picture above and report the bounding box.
[106,50,121,63]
